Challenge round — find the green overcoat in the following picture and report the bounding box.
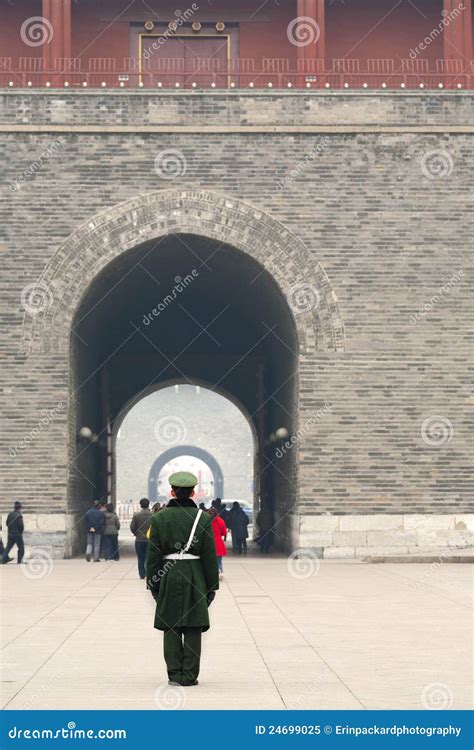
[146,504,219,632]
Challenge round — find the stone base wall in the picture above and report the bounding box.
[0,513,79,560]
[298,514,474,559]
[2,512,473,559]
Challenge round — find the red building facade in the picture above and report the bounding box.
[1,0,473,88]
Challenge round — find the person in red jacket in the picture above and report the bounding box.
[209,507,227,581]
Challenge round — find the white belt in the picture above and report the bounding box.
[163,553,200,560]
[163,510,203,562]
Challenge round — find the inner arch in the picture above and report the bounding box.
[148,446,225,502]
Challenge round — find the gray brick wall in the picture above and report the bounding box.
[0,90,472,552]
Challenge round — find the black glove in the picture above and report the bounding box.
[207,591,216,607]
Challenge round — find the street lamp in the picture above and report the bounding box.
[77,426,94,442]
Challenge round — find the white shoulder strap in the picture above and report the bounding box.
[182,509,203,555]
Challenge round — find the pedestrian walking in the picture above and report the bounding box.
[209,507,227,580]
[85,501,106,562]
[102,503,120,560]
[228,501,249,554]
[2,502,25,564]
[130,498,152,579]
[146,471,219,687]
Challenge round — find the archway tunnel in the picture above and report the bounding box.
[70,233,299,553]
[147,444,226,503]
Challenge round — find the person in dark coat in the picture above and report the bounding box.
[130,498,152,579]
[146,471,219,687]
[102,503,120,560]
[85,501,106,562]
[228,501,249,554]
[2,501,25,564]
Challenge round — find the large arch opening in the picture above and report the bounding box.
[70,232,299,554]
[147,446,226,503]
[114,381,255,504]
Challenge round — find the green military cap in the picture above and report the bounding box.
[169,471,198,488]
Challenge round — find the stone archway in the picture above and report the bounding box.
[148,446,224,502]
[19,190,345,556]
[22,189,344,355]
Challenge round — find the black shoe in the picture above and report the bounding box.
[93,559,101,562]
[181,680,199,686]
[168,680,181,686]
[86,554,91,562]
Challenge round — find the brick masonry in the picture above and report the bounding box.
[0,90,472,557]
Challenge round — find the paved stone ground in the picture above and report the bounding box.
[0,556,472,711]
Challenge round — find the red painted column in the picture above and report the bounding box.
[42,0,52,78]
[63,0,72,64]
[50,1,64,69]
[443,0,472,67]
[296,0,326,85]
[42,1,71,83]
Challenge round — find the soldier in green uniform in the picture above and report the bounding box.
[146,471,219,687]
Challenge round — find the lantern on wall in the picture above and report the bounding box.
[216,21,225,32]
[144,21,155,31]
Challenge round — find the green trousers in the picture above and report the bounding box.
[163,627,202,684]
